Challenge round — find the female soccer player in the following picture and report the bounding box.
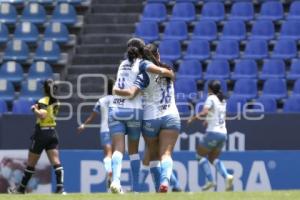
[187,80,233,191]
[8,79,65,194]
[114,44,180,193]
[77,78,114,190]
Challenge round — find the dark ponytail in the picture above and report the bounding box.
[126,37,145,63]
[143,43,171,70]
[107,78,115,95]
[44,79,58,105]
[208,80,225,102]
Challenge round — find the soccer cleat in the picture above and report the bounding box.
[55,187,67,195]
[171,187,183,192]
[110,181,124,194]
[225,174,234,191]
[7,187,25,194]
[159,183,168,193]
[202,181,216,191]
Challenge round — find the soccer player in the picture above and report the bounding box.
[77,78,114,191]
[187,80,233,191]
[8,79,65,194]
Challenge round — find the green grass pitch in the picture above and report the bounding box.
[1,191,300,200]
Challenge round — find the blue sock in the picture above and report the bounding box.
[149,161,161,192]
[139,164,149,192]
[160,157,173,185]
[129,154,141,192]
[199,157,213,182]
[111,151,123,185]
[170,171,180,190]
[103,156,112,175]
[214,159,229,179]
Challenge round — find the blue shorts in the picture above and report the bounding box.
[142,115,181,138]
[199,131,227,150]
[108,107,142,140]
[100,131,111,147]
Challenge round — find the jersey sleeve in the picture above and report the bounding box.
[204,96,214,109]
[133,73,149,90]
[139,60,153,72]
[93,99,101,113]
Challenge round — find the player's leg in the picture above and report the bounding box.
[101,131,113,190]
[170,171,182,192]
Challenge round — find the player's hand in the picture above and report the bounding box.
[187,116,195,124]
[31,104,37,112]
[77,124,85,134]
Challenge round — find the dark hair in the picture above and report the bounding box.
[143,43,171,70]
[107,78,114,95]
[126,38,145,63]
[44,79,58,104]
[208,80,225,102]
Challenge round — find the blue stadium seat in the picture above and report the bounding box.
[214,40,239,59]
[260,59,285,80]
[287,1,300,20]
[3,40,29,62]
[19,79,43,101]
[0,79,15,102]
[0,61,23,83]
[203,79,227,97]
[283,96,300,113]
[147,0,170,3]
[292,79,300,97]
[12,99,34,115]
[44,22,70,43]
[0,3,17,24]
[56,0,83,5]
[250,20,275,40]
[271,40,297,59]
[163,21,188,41]
[0,23,8,44]
[52,3,77,25]
[159,40,181,62]
[243,40,268,59]
[262,78,287,99]
[176,97,192,117]
[232,59,258,80]
[177,59,202,80]
[22,3,46,25]
[259,1,283,21]
[226,96,247,114]
[205,59,230,80]
[175,78,198,101]
[135,21,159,43]
[34,40,61,63]
[14,22,39,44]
[0,0,23,5]
[221,20,246,41]
[287,59,300,80]
[254,96,277,113]
[184,40,210,60]
[170,2,196,22]
[279,20,300,40]
[192,20,217,41]
[28,0,53,5]
[28,61,53,81]
[229,2,254,21]
[141,3,167,22]
[201,2,225,21]
[0,99,8,114]
[232,79,257,99]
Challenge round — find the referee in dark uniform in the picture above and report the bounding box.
[9,79,65,194]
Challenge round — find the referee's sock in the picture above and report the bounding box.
[19,166,35,192]
[54,164,64,192]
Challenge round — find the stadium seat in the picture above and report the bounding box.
[221,20,246,41]
[0,3,17,24]
[177,59,202,80]
[19,79,43,101]
[12,99,34,115]
[170,2,196,22]
[52,3,77,25]
[192,20,217,41]
[287,59,300,80]
[0,61,23,83]
[201,2,225,21]
[214,40,239,59]
[271,40,297,59]
[0,79,15,102]
[283,96,300,113]
[226,96,248,114]
[259,1,283,21]
[229,2,254,21]
[231,59,258,80]
[28,61,53,81]
[44,22,70,43]
[163,21,188,41]
[175,78,198,101]
[279,20,300,40]
[287,1,300,20]
[292,79,300,97]
[28,0,53,5]
[184,40,210,60]
[0,99,8,114]
[147,0,170,3]
[262,78,287,99]
[56,0,83,5]
[159,40,181,62]
[0,22,8,44]
[141,3,167,22]
[203,79,227,97]
[135,21,159,43]
[260,59,285,80]
[205,59,230,80]
[0,0,23,5]
[3,40,29,62]
[22,3,46,25]
[243,40,268,59]
[250,20,275,40]
[253,96,277,113]
[176,97,192,117]
[232,79,257,99]
[14,22,39,44]
[34,40,61,63]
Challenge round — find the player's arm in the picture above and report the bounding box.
[77,112,98,133]
[113,86,140,99]
[31,104,47,119]
[187,107,209,124]
[147,64,175,80]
